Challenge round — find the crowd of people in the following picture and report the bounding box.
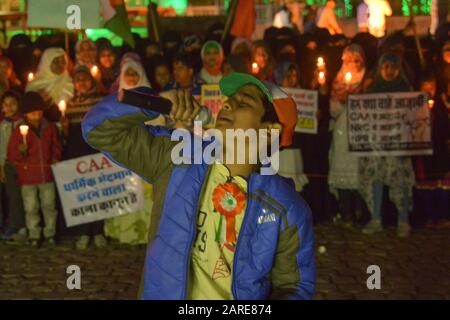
[0,15,448,248]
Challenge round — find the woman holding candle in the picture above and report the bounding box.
[7,91,62,247]
[251,40,274,81]
[26,48,74,122]
[328,44,370,228]
[359,53,415,237]
[0,91,26,242]
[95,39,119,95]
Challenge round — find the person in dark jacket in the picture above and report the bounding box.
[8,92,62,247]
[82,73,316,300]
[0,90,26,242]
[413,72,450,228]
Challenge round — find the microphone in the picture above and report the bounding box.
[118,88,172,115]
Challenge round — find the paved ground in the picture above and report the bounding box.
[1,224,449,300]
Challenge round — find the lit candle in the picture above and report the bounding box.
[90,65,99,77]
[19,125,29,145]
[58,100,67,117]
[318,71,326,85]
[317,57,325,69]
[345,72,352,84]
[28,72,34,82]
[428,99,434,109]
[251,62,259,74]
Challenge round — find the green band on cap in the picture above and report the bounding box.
[219,72,273,102]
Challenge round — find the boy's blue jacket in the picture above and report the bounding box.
[82,93,316,300]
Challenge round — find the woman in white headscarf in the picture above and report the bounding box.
[328,44,369,227]
[118,56,151,91]
[26,47,74,105]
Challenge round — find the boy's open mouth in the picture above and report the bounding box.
[216,113,234,124]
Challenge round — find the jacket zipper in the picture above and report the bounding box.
[184,164,212,299]
[231,173,254,300]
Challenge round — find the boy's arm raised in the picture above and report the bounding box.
[82,93,177,184]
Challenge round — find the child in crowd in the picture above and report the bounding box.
[0,90,26,242]
[8,91,62,247]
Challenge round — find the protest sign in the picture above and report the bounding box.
[201,84,223,119]
[348,92,432,156]
[282,87,318,134]
[52,153,144,227]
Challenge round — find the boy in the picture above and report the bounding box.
[8,91,62,247]
[171,52,202,95]
[82,73,315,299]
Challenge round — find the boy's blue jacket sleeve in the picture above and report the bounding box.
[81,93,177,184]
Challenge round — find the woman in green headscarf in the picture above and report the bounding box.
[359,53,415,238]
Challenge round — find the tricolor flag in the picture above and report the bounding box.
[230,0,256,39]
[101,0,135,47]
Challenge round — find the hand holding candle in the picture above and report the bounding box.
[19,125,29,145]
[90,65,99,78]
[251,62,260,75]
[58,100,67,117]
[345,72,352,84]
[318,71,326,86]
[317,57,325,70]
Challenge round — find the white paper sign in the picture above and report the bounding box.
[52,153,144,227]
[282,87,318,134]
[348,92,432,156]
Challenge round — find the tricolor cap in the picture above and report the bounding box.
[219,72,297,147]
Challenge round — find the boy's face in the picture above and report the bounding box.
[99,49,115,69]
[74,72,94,94]
[2,96,19,118]
[216,84,267,133]
[50,55,66,75]
[25,110,43,124]
[155,65,171,89]
[173,61,193,87]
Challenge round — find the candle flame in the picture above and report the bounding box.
[58,100,67,113]
[28,73,34,81]
[345,72,352,83]
[19,125,29,136]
